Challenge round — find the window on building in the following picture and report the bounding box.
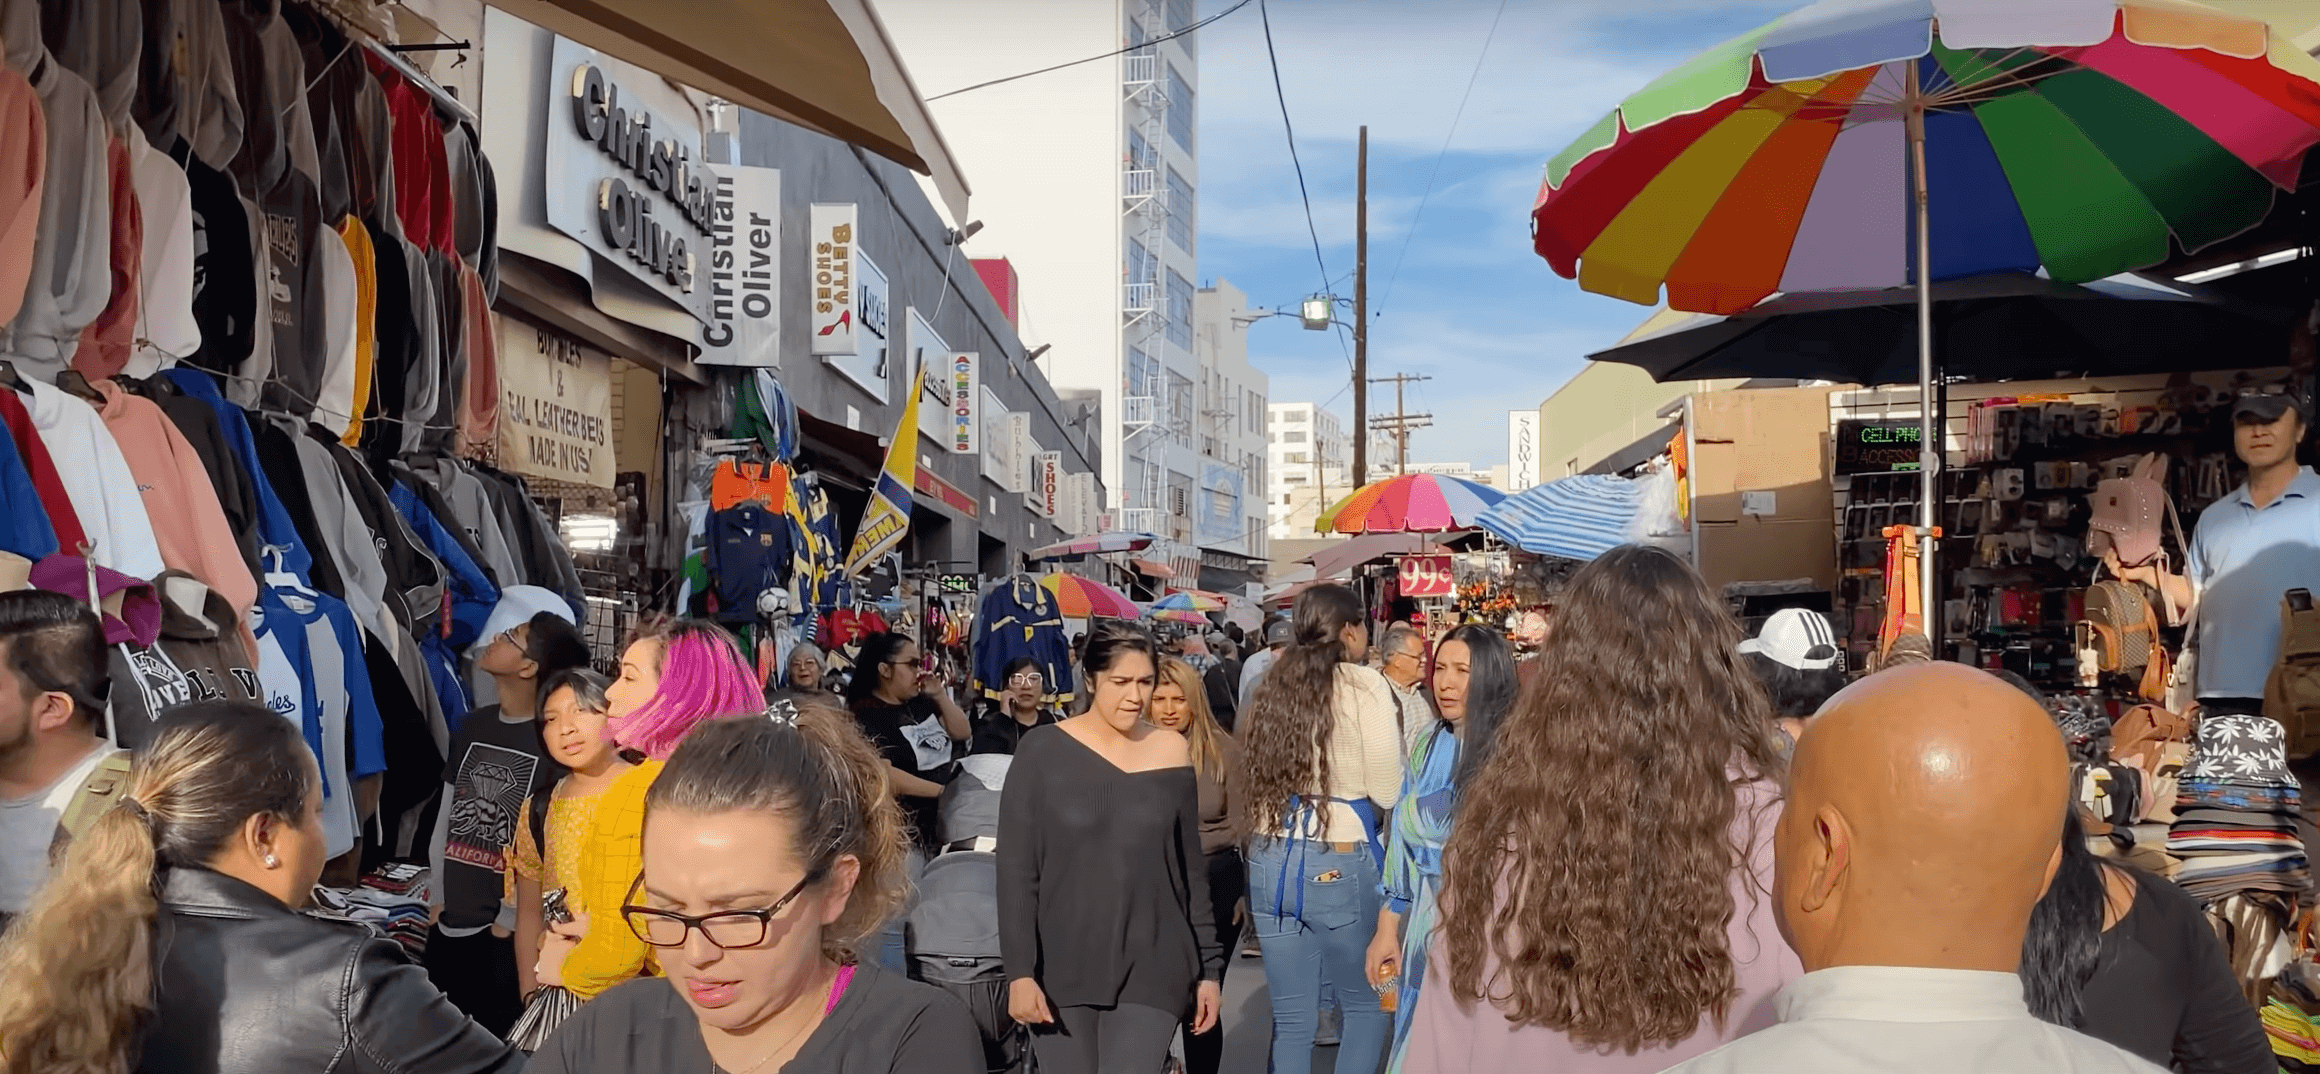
[1284,411,1308,425]
[1165,167,1193,253]
[1167,372,1194,446]
[1285,471,1308,484]
[1128,129,1156,174]
[1126,238,1154,286]
[1166,0,1194,38]
[1166,269,1193,348]
[1248,390,1264,434]
[1285,451,1309,464]
[1126,348,1158,397]
[1166,66,1194,152]
[1282,430,1307,443]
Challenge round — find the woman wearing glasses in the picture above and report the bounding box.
[968,657,1060,757]
[526,699,980,1074]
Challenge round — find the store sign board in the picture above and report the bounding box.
[1398,554,1454,599]
[695,163,780,367]
[980,388,1012,485]
[497,315,615,489]
[1507,411,1539,491]
[1034,452,1061,518]
[947,352,979,454]
[938,573,977,595]
[547,38,711,322]
[812,204,891,401]
[1834,420,1923,474]
[1007,415,1032,493]
[1197,463,1243,545]
[904,312,958,446]
[1070,472,1101,536]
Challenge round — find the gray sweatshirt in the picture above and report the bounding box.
[0,0,113,380]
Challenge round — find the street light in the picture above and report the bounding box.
[1299,294,1334,331]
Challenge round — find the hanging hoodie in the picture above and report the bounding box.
[0,385,83,552]
[0,58,42,330]
[70,132,140,380]
[132,0,243,172]
[394,240,440,455]
[36,0,139,130]
[106,572,261,751]
[92,380,254,617]
[18,377,162,578]
[123,128,200,377]
[161,366,311,580]
[249,417,345,600]
[220,0,325,415]
[307,216,357,431]
[287,425,385,636]
[0,0,113,379]
[385,474,497,650]
[415,457,518,591]
[181,156,256,380]
[326,218,373,439]
[0,420,55,559]
[140,372,259,584]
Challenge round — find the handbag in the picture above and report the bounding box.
[510,887,583,1053]
[2082,573,2168,701]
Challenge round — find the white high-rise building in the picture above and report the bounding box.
[881,0,1203,571]
[1267,402,1352,540]
[1192,280,1269,571]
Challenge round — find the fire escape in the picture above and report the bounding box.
[1118,18,1170,539]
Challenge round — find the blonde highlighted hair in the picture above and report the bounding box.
[1155,656,1229,784]
[0,703,314,1074]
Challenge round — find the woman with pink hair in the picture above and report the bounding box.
[531,618,763,1010]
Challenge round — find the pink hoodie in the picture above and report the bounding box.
[91,380,255,621]
[0,64,42,329]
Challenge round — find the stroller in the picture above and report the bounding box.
[907,753,1020,1073]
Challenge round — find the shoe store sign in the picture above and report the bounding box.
[546,38,714,324]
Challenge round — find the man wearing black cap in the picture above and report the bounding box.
[2187,391,2320,720]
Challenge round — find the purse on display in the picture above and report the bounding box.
[2082,574,2169,701]
[2085,453,2192,626]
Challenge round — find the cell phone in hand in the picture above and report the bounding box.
[2290,589,2314,613]
[542,887,572,927]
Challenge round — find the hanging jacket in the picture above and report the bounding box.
[92,380,254,619]
[974,577,1075,704]
[0,386,83,552]
[0,3,113,379]
[19,377,162,577]
[107,572,262,751]
[0,419,56,559]
[141,373,260,585]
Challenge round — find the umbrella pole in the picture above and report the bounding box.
[1907,63,1941,653]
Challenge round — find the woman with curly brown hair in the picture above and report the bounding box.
[1401,544,1803,1073]
[1240,583,1405,1074]
[526,695,981,1073]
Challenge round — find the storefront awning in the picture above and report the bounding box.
[488,0,970,221]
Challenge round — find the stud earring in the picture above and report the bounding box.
[263,854,279,868]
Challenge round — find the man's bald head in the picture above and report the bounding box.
[1774,663,2071,974]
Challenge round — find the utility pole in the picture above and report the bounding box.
[1369,372,1433,474]
[1352,125,1369,486]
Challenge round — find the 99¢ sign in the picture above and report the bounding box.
[1397,554,1454,599]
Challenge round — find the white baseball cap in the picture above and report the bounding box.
[1738,607,1843,672]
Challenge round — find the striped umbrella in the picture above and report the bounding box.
[1313,473,1507,535]
[1027,531,1159,561]
[1038,573,1141,619]
[1474,475,1644,562]
[1533,0,2320,625]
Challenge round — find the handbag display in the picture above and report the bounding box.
[2082,575,2169,701]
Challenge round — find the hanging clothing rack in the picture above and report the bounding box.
[295,0,478,126]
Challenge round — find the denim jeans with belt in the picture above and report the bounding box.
[1246,837,1387,1074]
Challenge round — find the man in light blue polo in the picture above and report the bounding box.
[2187,391,2320,714]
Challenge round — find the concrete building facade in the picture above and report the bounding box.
[1267,401,1352,541]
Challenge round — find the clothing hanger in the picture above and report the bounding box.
[53,370,104,405]
[0,361,26,393]
[262,545,316,600]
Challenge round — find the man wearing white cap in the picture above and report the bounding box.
[1738,607,1849,749]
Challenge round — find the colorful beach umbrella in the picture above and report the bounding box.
[1534,0,2320,629]
[1148,608,1212,625]
[1039,573,1141,620]
[1151,591,1227,613]
[1313,474,1506,535]
[1027,531,1159,561]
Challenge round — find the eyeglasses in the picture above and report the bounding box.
[1008,673,1043,686]
[620,869,820,950]
[494,627,523,650]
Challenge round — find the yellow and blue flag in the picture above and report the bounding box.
[842,359,923,577]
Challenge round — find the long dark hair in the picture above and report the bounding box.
[1068,620,1158,715]
[1439,544,1785,1052]
[2022,808,2114,1028]
[0,703,314,1074]
[529,668,620,854]
[1437,624,1515,794]
[1241,583,1366,836]
[1740,653,1848,719]
[845,632,915,711]
[647,697,912,961]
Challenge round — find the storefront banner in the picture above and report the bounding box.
[547,38,712,323]
[1398,554,1455,599]
[843,357,925,577]
[1069,471,1100,536]
[947,352,978,454]
[696,163,780,367]
[1034,452,1061,518]
[1507,411,1539,491]
[497,315,615,489]
[908,310,949,444]
[1197,463,1244,545]
[815,205,891,402]
[1006,413,1032,493]
[981,389,1013,486]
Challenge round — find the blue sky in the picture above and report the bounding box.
[1195,0,1796,469]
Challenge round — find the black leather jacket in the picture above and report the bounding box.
[137,868,524,1074]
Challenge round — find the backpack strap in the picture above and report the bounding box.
[53,750,134,852]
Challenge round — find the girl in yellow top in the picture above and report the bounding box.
[510,669,650,1014]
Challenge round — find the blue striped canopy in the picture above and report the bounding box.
[1474,475,1642,562]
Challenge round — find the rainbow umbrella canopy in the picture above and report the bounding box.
[1039,573,1141,620]
[1151,591,1227,613]
[1533,0,2320,626]
[1314,473,1506,534]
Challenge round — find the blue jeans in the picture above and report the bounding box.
[1247,837,1388,1074]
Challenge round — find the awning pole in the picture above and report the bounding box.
[1906,62,1940,651]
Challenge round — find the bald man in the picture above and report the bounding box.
[1664,664,2165,1074]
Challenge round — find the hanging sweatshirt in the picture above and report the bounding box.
[19,378,162,577]
[143,372,259,585]
[0,1,113,379]
[161,366,311,581]
[307,213,357,431]
[93,380,254,617]
[0,386,82,552]
[36,0,139,130]
[0,61,42,331]
[0,420,55,559]
[327,218,374,440]
[123,128,200,377]
[70,132,140,380]
[107,572,261,751]
[287,427,385,636]
[181,157,256,380]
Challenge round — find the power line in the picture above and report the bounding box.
[927,0,1256,101]
[1376,0,1509,318]
[1258,0,1333,301]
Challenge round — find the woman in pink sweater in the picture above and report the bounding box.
[1402,545,1802,1073]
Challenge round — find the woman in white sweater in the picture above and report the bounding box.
[1239,583,1405,1074]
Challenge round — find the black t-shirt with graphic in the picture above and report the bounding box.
[437,705,553,931]
[853,696,956,853]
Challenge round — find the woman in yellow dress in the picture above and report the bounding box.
[507,669,647,1045]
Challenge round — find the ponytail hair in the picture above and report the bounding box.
[607,618,762,759]
[0,703,313,1074]
[646,694,912,962]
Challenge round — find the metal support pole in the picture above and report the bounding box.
[1907,63,1940,651]
[1353,125,1370,486]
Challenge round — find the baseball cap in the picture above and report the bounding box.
[470,585,579,655]
[1265,619,1292,646]
[2233,392,2308,424]
[1738,607,1843,672]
